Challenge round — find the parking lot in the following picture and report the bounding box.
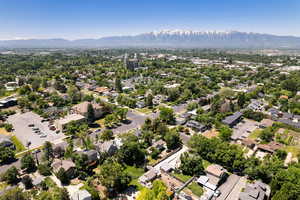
[7,112,66,149]
[231,119,259,141]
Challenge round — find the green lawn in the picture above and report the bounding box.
[249,129,261,140]
[282,146,300,157]
[125,166,145,191]
[136,108,153,114]
[173,173,192,182]
[10,135,26,152]
[187,182,204,197]
[203,159,211,169]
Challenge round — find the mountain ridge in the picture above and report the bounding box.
[1,30,300,48]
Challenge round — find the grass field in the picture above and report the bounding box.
[136,108,153,114]
[282,146,300,157]
[125,166,145,191]
[10,135,26,152]
[187,182,204,197]
[172,173,192,182]
[249,129,261,140]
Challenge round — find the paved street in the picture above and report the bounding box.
[0,151,42,174]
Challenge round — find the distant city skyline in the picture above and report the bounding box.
[0,0,299,40]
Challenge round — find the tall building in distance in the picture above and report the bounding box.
[124,53,139,70]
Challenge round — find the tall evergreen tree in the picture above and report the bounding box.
[115,76,123,93]
[87,103,95,124]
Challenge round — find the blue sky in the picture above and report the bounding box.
[0,0,299,40]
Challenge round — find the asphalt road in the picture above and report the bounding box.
[0,151,42,174]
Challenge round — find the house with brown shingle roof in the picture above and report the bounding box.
[72,101,104,118]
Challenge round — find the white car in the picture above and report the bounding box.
[213,190,221,197]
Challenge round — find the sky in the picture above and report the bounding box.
[0,0,300,40]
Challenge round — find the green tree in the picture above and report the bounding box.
[97,159,131,193]
[164,129,181,150]
[57,168,70,185]
[0,187,27,200]
[42,141,54,162]
[115,108,128,122]
[259,128,274,142]
[179,152,204,176]
[137,180,168,200]
[0,146,15,164]
[54,188,70,200]
[159,106,175,125]
[38,164,52,176]
[218,125,233,141]
[21,175,33,189]
[2,166,19,185]
[237,92,246,108]
[100,129,114,141]
[115,76,123,93]
[21,154,36,173]
[145,93,153,108]
[87,103,95,124]
[118,141,145,166]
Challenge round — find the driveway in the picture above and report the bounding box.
[223,176,246,200]
[7,112,66,149]
[216,174,241,200]
[154,145,188,170]
[112,109,158,135]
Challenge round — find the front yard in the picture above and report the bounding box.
[124,166,145,191]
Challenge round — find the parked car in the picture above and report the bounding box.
[28,124,34,127]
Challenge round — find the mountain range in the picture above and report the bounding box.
[1,30,300,48]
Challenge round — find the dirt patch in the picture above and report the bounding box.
[203,128,219,138]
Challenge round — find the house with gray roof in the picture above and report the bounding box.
[239,181,270,200]
[71,189,92,200]
[95,141,118,156]
[222,112,243,127]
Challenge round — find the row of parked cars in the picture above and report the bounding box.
[28,124,47,138]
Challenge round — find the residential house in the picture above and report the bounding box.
[71,101,104,119]
[78,150,99,165]
[51,159,76,178]
[186,120,208,133]
[204,164,227,187]
[247,99,264,112]
[0,97,17,109]
[95,141,118,156]
[222,112,243,127]
[150,139,166,151]
[239,181,271,200]
[139,169,159,187]
[256,141,283,154]
[71,189,92,200]
[55,114,85,132]
[94,87,110,95]
[0,138,15,150]
[268,108,300,129]
[53,141,68,158]
[136,101,146,108]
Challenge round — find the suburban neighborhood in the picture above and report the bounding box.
[0,48,300,200]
